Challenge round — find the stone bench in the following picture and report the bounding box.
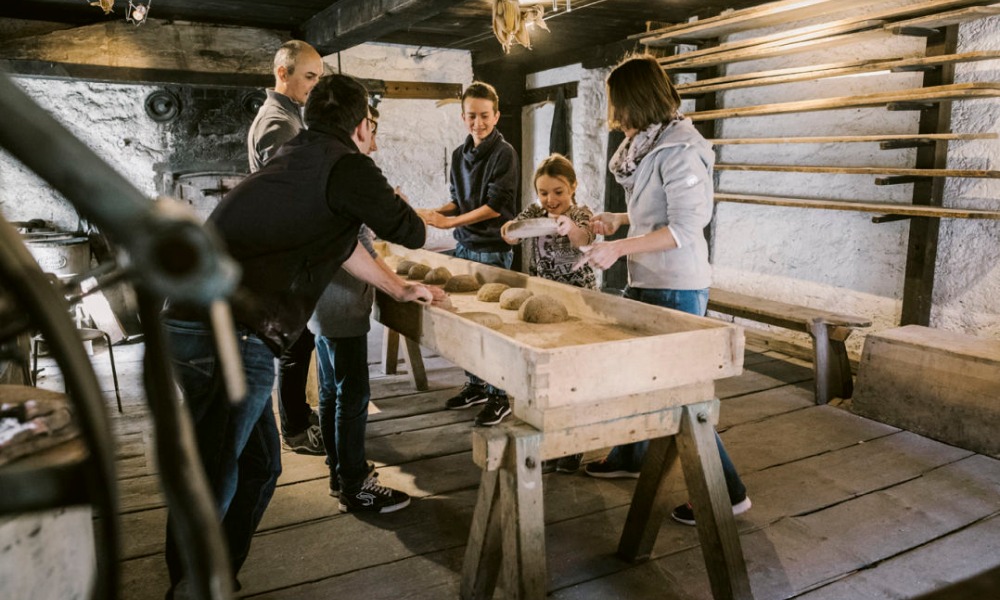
[853,325,1000,457]
[708,288,871,404]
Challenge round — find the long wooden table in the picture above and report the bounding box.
[374,245,751,599]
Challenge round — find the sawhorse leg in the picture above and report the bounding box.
[462,427,545,599]
[618,401,752,600]
[809,318,854,405]
[380,327,428,391]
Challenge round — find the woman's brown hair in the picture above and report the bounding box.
[533,153,577,201]
[606,54,681,132]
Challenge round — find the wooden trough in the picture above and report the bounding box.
[374,245,752,600]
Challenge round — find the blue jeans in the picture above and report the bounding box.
[452,243,513,397]
[314,334,371,494]
[607,287,747,504]
[163,319,282,586]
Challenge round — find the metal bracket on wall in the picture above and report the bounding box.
[523,82,579,106]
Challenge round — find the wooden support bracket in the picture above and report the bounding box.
[890,26,941,37]
[872,214,915,223]
[808,319,856,404]
[880,138,938,149]
[888,101,939,111]
[876,175,931,185]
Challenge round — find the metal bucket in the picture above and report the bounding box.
[25,235,91,276]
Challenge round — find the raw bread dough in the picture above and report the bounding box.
[518,294,569,324]
[498,288,533,310]
[460,311,503,330]
[477,283,510,302]
[407,263,431,280]
[444,274,482,293]
[423,266,453,285]
[395,259,416,275]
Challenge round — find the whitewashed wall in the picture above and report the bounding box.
[520,3,1000,353]
[331,43,473,251]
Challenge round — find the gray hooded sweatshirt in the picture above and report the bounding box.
[624,118,714,290]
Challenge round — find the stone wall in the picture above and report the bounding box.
[520,3,1000,352]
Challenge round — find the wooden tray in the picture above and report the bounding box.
[374,245,744,429]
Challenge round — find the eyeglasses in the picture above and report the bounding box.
[366,117,378,135]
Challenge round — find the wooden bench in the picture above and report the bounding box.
[708,288,871,405]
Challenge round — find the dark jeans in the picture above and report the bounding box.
[163,319,282,586]
[276,330,315,436]
[314,334,370,494]
[453,242,513,397]
[608,286,747,504]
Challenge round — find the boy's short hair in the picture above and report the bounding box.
[461,81,500,113]
[304,74,369,135]
[533,153,577,196]
[274,40,313,76]
[606,54,681,132]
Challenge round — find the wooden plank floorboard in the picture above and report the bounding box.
[718,382,814,430]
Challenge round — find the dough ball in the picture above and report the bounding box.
[460,312,503,330]
[444,274,482,293]
[498,288,533,310]
[395,259,416,275]
[476,283,510,302]
[518,294,569,324]
[407,263,431,280]
[423,266,453,285]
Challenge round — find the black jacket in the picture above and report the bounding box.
[207,127,425,355]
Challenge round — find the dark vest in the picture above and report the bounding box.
[208,129,362,355]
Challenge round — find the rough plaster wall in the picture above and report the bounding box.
[330,43,473,251]
[0,78,170,230]
[934,15,1000,337]
[518,1,1000,354]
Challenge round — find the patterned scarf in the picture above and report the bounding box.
[608,119,674,194]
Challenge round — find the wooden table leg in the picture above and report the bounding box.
[402,335,428,391]
[617,435,680,562]
[381,327,400,375]
[500,428,546,599]
[676,402,752,600]
[461,469,503,600]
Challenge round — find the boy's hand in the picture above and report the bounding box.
[421,210,453,229]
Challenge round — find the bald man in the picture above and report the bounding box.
[247,39,327,455]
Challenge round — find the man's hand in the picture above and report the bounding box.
[500,220,518,245]
[590,212,623,236]
[396,283,435,305]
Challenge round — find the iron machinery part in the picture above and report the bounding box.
[145,89,182,122]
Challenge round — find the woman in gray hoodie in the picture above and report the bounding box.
[580,54,751,526]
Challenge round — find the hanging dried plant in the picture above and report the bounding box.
[492,0,550,54]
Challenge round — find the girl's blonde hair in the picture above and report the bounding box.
[606,54,681,132]
[533,153,577,201]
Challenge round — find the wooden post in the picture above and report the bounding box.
[808,319,855,404]
[401,336,428,391]
[900,25,958,326]
[675,403,752,600]
[499,428,546,600]
[460,470,503,600]
[381,327,400,375]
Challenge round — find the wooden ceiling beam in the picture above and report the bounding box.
[301,0,469,55]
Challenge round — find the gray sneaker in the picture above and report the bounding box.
[283,424,325,455]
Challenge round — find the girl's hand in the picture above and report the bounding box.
[555,214,576,237]
[590,212,621,236]
[499,221,518,245]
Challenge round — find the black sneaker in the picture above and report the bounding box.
[445,383,489,409]
[474,394,511,426]
[308,408,320,427]
[283,424,325,455]
[556,453,583,474]
[338,478,411,513]
[670,497,753,526]
[583,459,640,479]
[329,461,378,497]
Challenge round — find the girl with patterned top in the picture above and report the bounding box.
[500,153,597,291]
[500,153,592,474]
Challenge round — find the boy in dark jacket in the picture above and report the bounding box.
[422,81,518,426]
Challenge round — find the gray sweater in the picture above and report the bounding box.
[624,118,714,290]
[307,227,377,339]
[247,90,305,172]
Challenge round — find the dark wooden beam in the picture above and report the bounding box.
[901,25,958,326]
[0,59,272,88]
[300,0,468,55]
[474,39,636,73]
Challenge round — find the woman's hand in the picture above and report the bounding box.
[590,212,623,236]
[580,240,624,270]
